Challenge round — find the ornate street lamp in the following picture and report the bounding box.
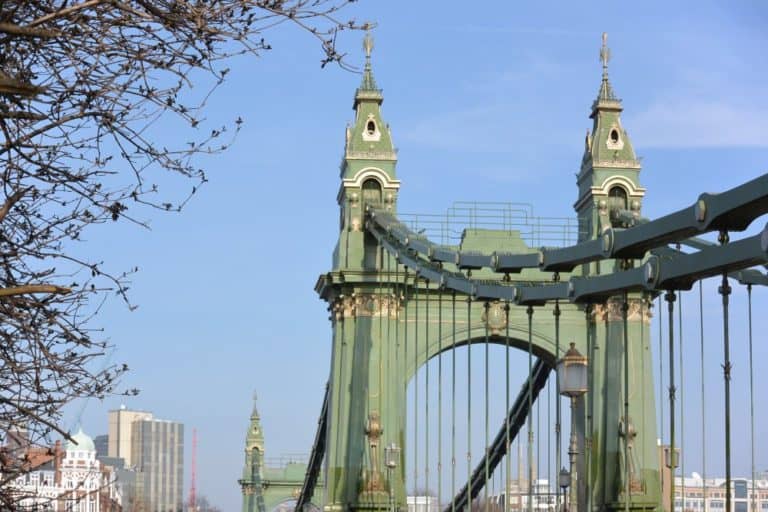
[385,443,400,512]
[559,468,571,512]
[557,343,588,398]
[558,343,588,512]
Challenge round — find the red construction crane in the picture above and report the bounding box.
[188,427,197,511]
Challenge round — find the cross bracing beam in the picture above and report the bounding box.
[367,221,768,303]
[445,359,552,512]
[296,383,329,512]
[653,243,768,286]
[367,172,768,273]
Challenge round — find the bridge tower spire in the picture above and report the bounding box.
[575,32,645,244]
[334,28,400,271]
[574,34,661,512]
[319,29,405,512]
[239,393,266,512]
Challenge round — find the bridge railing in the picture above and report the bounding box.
[263,454,310,469]
[398,201,586,247]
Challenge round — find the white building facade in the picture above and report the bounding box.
[674,474,768,512]
[10,429,121,511]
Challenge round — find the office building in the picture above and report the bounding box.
[94,434,109,459]
[107,406,153,467]
[131,417,184,512]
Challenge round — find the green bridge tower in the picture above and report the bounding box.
[314,32,662,512]
[240,395,324,512]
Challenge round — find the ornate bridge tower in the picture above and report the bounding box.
[240,395,325,512]
[318,31,404,512]
[316,33,662,512]
[575,34,661,512]
[240,395,267,512]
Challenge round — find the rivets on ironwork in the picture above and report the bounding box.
[694,198,707,223]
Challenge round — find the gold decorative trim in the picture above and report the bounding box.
[481,301,508,336]
[590,298,652,324]
[332,293,400,320]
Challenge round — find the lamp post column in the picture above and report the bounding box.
[557,343,588,512]
[385,443,400,512]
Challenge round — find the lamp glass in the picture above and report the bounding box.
[559,467,571,489]
[557,343,588,398]
[384,443,400,469]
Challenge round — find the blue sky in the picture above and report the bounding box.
[71,1,768,509]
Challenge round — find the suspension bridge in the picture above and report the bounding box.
[240,33,768,512]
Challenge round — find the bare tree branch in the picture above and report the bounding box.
[0,0,364,505]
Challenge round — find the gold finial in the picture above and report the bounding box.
[363,29,374,60]
[600,32,611,78]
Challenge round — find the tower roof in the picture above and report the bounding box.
[591,32,622,117]
[245,391,264,452]
[354,29,383,107]
[65,428,95,452]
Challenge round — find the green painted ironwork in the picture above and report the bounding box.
[288,31,768,512]
[241,396,325,512]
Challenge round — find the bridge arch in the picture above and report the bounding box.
[399,297,586,383]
